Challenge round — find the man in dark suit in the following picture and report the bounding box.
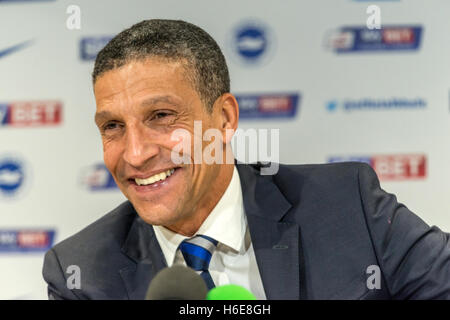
[42,19,450,299]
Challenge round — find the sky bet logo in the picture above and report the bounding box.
[328,154,426,181]
[234,93,300,119]
[326,25,422,53]
[0,101,62,127]
[80,163,117,191]
[0,230,55,253]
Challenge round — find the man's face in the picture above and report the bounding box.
[94,58,225,233]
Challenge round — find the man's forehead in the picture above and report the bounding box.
[95,57,188,83]
[94,58,193,102]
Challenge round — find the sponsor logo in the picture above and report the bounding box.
[0,40,33,60]
[328,154,427,180]
[0,154,31,199]
[235,93,300,119]
[228,20,275,65]
[0,230,55,253]
[80,36,113,61]
[326,97,426,112]
[326,25,422,53]
[79,163,117,191]
[0,101,62,127]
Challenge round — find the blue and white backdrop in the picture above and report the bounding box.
[0,0,449,299]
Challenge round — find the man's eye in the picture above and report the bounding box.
[103,122,119,131]
[154,112,170,119]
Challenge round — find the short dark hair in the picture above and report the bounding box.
[92,19,230,112]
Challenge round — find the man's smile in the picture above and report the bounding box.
[126,166,183,196]
[134,168,175,186]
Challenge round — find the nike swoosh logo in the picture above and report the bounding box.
[0,40,33,59]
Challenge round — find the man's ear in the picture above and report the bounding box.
[218,93,239,144]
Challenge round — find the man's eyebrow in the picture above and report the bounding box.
[94,111,114,125]
[140,95,182,107]
[94,96,181,124]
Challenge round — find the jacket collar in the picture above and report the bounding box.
[119,214,167,299]
[236,163,302,300]
[235,162,292,222]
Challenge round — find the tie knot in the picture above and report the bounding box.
[179,235,218,272]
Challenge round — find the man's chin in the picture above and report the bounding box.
[129,200,181,225]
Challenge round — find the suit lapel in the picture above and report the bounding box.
[237,163,301,300]
[119,214,167,300]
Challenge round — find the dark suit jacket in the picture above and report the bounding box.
[42,162,450,299]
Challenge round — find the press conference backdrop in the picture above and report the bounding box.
[1,0,449,299]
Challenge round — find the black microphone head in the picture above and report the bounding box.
[145,265,208,300]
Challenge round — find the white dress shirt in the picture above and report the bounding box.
[153,166,267,300]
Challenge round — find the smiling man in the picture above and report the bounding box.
[42,19,450,300]
[93,57,236,237]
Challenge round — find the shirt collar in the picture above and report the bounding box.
[153,166,246,266]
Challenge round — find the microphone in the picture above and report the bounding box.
[206,284,257,300]
[145,265,208,300]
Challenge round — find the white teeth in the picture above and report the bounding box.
[135,169,176,186]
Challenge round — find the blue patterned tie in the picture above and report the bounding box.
[178,235,218,290]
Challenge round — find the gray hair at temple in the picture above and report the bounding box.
[92,19,230,113]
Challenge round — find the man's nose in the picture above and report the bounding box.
[122,124,159,168]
